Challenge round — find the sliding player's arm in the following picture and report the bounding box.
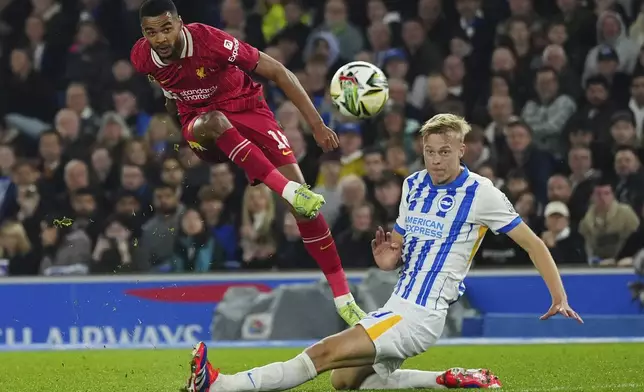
[371,227,403,271]
[475,183,583,323]
[254,52,339,152]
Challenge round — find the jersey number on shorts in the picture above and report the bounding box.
[267,130,290,150]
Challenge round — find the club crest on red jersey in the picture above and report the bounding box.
[196,67,207,79]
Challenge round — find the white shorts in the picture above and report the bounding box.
[358,294,447,377]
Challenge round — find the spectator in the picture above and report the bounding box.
[583,11,638,83]
[373,171,402,230]
[96,112,131,164]
[332,174,367,234]
[168,208,225,272]
[521,66,577,157]
[335,202,376,268]
[39,220,92,276]
[91,215,138,274]
[239,184,278,269]
[568,146,600,226]
[629,72,644,139]
[22,15,62,83]
[462,126,494,171]
[65,20,113,110]
[0,145,17,221]
[112,85,152,137]
[144,113,180,161]
[135,183,185,271]
[540,201,587,264]
[579,179,640,265]
[69,187,102,243]
[65,82,102,136]
[614,146,644,211]
[0,220,39,276]
[514,190,543,234]
[316,122,365,186]
[4,48,57,140]
[541,44,582,100]
[54,108,92,161]
[91,146,119,192]
[498,118,555,204]
[483,95,514,154]
[362,147,386,201]
[593,45,631,106]
[368,21,393,69]
[309,0,364,61]
[198,187,238,264]
[572,76,618,144]
[208,163,242,227]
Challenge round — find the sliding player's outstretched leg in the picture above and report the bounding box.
[330,366,502,389]
[188,111,324,218]
[277,164,366,326]
[183,325,377,392]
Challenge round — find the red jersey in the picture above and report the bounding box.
[130,23,264,117]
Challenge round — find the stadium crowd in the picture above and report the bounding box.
[0,0,643,276]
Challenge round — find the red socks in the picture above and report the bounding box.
[297,214,350,297]
[217,127,350,298]
[215,127,289,193]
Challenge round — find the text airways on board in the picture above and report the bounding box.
[0,325,202,346]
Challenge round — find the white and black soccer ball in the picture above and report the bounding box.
[330,61,389,119]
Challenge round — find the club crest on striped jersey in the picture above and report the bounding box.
[437,194,456,213]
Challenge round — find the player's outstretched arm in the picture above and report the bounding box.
[506,222,584,323]
[254,52,339,152]
[371,226,403,271]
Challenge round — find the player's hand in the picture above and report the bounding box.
[371,226,401,270]
[312,124,339,152]
[540,299,584,324]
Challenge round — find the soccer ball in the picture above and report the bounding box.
[330,61,389,119]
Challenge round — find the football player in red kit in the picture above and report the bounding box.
[131,0,365,325]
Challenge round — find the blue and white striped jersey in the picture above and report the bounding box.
[392,167,522,309]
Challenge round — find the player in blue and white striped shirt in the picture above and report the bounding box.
[183,114,583,392]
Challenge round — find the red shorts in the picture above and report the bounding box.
[180,103,297,168]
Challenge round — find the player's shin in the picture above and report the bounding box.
[214,126,297,200]
[297,214,349,297]
[212,353,317,392]
[359,370,446,390]
[297,214,366,325]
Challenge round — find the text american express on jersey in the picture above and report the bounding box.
[404,216,445,239]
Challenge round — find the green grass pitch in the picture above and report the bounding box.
[0,343,642,391]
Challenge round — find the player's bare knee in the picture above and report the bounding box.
[304,339,336,373]
[197,111,232,140]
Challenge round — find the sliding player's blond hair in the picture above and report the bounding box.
[419,113,471,143]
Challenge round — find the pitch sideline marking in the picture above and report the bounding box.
[1,337,643,352]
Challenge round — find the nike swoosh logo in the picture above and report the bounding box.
[247,372,256,387]
[320,242,333,250]
[282,150,293,156]
[241,149,251,162]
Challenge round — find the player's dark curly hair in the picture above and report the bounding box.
[139,0,177,20]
